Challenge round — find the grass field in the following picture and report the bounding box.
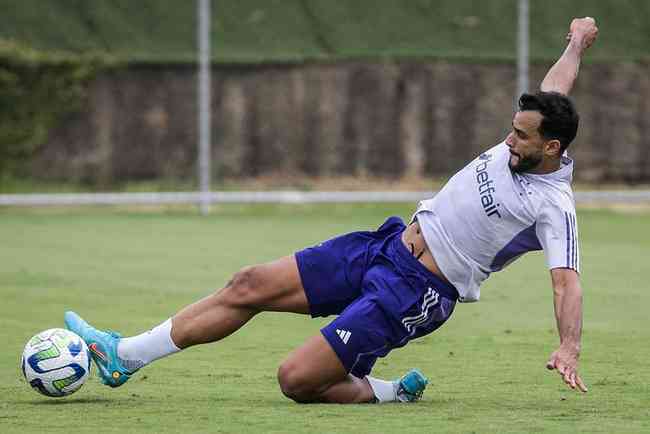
[1,204,649,433]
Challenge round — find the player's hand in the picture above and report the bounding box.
[546,345,588,393]
[565,17,598,53]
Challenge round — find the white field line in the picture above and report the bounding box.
[2,191,650,206]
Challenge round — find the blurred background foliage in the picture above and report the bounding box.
[0,40,108,177]
[0,0,648,181]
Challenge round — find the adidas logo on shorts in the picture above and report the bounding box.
[336,329,351,344]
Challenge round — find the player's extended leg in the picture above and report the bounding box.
[170,255,309,348]
[65,255,311,387]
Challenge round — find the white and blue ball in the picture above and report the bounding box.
[21,328,91,397]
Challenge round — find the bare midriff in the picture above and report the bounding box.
[401,221,450,284]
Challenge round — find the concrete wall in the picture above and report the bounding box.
[32,61,650,184]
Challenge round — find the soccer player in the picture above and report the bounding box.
[66,17,598,403]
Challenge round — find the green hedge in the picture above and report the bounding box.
[0,0,648,63]
[0,0,648,178]
[0,40,110,176]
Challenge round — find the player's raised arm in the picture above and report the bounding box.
[540,17,599,95]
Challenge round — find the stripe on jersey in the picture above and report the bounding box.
[572,214,578,270]
[490,223,542,272]
[564,212,579,270]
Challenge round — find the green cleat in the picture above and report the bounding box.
[396,368,428,402]
[64,311,134,388]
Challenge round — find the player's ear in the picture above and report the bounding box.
[544,139,562,157]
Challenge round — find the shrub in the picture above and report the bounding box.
[0,39,110,176]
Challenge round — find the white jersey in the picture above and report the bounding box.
[414,141,580,302]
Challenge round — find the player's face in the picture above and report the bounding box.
[505,111,546,173]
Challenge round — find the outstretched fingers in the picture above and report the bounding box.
[575,374,588,393]
[545,353,587,393]
[562,368,575,389]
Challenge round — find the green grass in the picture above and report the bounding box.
[1,204,649,433]
[0,0,648,63]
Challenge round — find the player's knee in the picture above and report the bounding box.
[277,361,316,403]
[220,266,263,307]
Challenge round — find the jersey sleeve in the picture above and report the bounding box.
[535,199,580,273]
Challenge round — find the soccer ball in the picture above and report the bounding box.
[21,328,91,397]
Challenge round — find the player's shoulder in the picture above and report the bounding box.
[531,180,576,222]
[529,158,576,211]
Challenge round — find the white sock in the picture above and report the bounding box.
[117,318,180,371]
[366,376,398,403]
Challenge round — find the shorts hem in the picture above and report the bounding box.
[320,327,380,378]
[294,251,322,318]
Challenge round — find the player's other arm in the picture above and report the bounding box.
[546,267,587,392]
[540,17,599,95]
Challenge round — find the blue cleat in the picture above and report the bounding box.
[396,368,428,402]
[64,311,133,388]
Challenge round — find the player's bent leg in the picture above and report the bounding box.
[277,334,375,404]
[171,255,309,348]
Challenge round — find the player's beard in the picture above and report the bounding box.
[509,151,543,173]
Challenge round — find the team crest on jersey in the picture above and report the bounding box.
[479,152,493,161]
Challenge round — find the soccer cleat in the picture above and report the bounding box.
[64,311,133,388]
[396,368,428,402]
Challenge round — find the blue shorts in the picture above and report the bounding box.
[295,216,458,377]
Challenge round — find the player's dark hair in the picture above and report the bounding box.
[518,91,579,153]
